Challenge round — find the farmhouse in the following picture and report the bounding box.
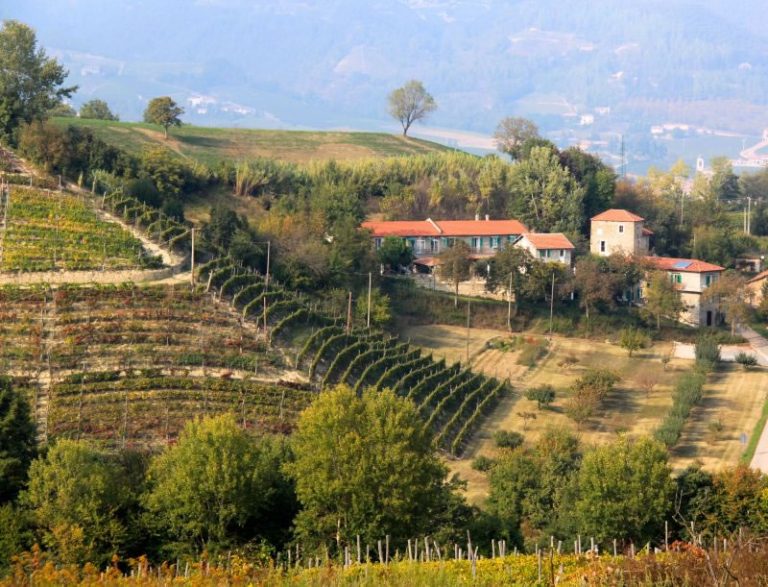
[589,209,725,326]
[515,233,575,266]
[361,217,528,266]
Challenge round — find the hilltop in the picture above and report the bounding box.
[51,118,452,166]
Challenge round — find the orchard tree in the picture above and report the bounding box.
[494,117,540,160]
[525,384,556,409]
[284,385,455,550]
[619,327,650,357]
[0,20,76,141]
[79,99,118,121]
[573,436,674,545]
[438,240,472,307]
[0,377,36,502]
[388,80,437,137]
[143,96,184,138]
[143,415,295,557]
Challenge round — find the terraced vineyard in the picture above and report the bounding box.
[0,283,311,446]
[0,186,160,272]
[299,325,510,455]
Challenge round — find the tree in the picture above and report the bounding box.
[0,377,36,502]
[573,436,674,545]
[284,385,454,550]
[22,440,130,565]
[143,415,295,557]
[0,20,76,142]
[525,384,556,409]
[643,270,686,328]
[485,244,532,327]
[507,145,585,234]
[438,240,472,307]
[619,327,650,357]
[355,288,392,327]
[376,236,413,270]
[139,147,188,196]
[387,80,437,137]
[494,117,540,160]
[79,99,118,121]
[143,96,184,138]
[573,256,619,318]
[702,270,753,335]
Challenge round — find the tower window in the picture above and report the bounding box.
[618,224,624,233]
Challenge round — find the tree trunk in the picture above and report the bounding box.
[454,283,459,308]
[163,125,168,139]
[656,314,661,330]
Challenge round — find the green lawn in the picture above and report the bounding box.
[52,118,451,166]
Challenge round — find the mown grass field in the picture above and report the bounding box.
[52,118,451,165]
[403,324,768,502]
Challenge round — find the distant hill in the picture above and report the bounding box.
[52,118,451,166]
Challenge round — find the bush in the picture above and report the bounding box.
[516,337,549,368]
[619,327,651,357]
[525,384,556,409]
[735,351,758,370]
[471,455,496,472]
[494,430,524,449]
[695,334,720,367]
[654,370,707,447]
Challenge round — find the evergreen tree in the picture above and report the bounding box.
[0,377,36,502]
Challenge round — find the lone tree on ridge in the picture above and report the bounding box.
[143,96,184,139]
[388,80,437,137]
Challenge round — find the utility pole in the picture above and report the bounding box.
[265,240,271,288]
[548,272,555,339]
[748,196,752,235]
[507,273,513,332]
[366,272,372,329]
[190,228,195,286]
[346,291,353,334]
[465,298,471,365]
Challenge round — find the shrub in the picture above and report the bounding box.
[525,384,556,409]
[654,370,707,447]
[735,351,758,370]
[695,334,720,367]
[494,430,524,449]
[471,455,496,472]
[619,327,651,357]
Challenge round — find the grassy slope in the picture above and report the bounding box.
[53,117,451,165]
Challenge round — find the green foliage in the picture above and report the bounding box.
[285,385,456,549]
[0,503,32,572]
[22,440,132,565]
[438,240,472,306]
[354,288,392,328]
[0,20,76,142]
[79,99,118,121]
[735,351,758,369]
[572,436,674,545]
[388,80,437,136]
[377,236,413,269]
[471,455,496,472]
[143,414,295,557]
[494,430,524,449]
[695,333,721,367]
[642,270,686,328]
[525,384,556,409]
[618,327,650,357]
[654,370,707,447]
[0,377,36,503]
[143,96,184,138]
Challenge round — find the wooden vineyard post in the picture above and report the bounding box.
[346,291,352,334]
[190,228,196,286]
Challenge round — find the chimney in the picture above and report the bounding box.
[475,213,480,221]
[485,214,490,221]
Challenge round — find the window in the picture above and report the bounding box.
[471,237,479,249]
[430,238,439,252]
[406,238,416,249]
[671,273,682,284]
[540,250,547,259]
[618,224,624,233]
[374,238,382,249]
[704,274,714,287]
[490,236,500,249]
[559,249,565,258]
[600,240,606,253]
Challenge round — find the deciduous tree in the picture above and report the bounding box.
[494,117,540,160]
[0,20,76,141]
[143,96,184,139]
[438,240,472,307]
[643,270,685,328]
[376,236,413,270]
[284,385,453,550]
[79,99,118,121]
[387,80,437,137]
[702,270,753,335]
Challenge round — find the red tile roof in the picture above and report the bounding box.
[361,218,528,238]
[642,227,654,236]
[749,269,768,284]
[591,209,645,222]
[643,256,725,273]
[521,233,575,250]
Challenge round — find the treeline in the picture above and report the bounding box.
[4,376,768,574]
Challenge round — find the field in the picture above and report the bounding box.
[0,186,156,272]
[52,118,452,166]
[403,324,768,501]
